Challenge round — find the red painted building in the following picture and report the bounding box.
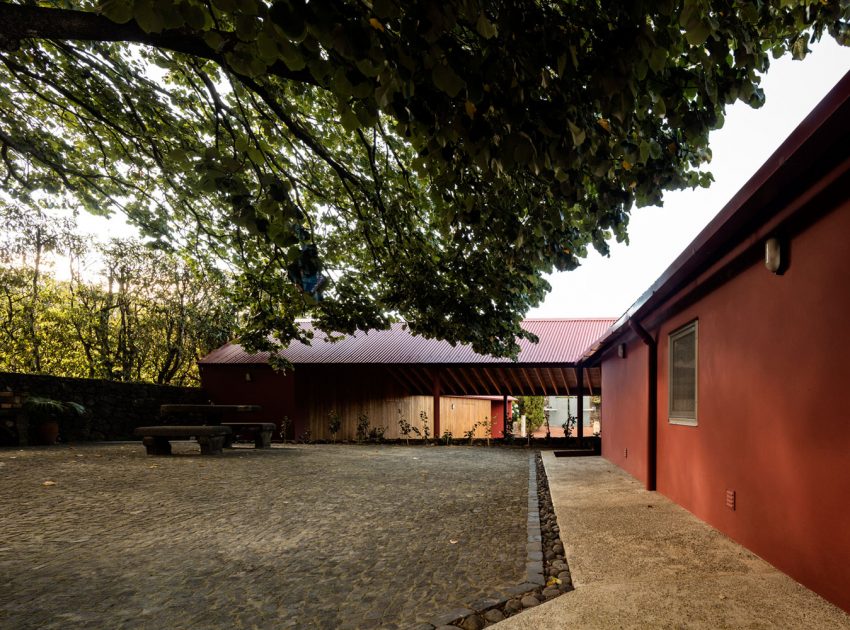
[199,319,610,442]
[584,71,850,613]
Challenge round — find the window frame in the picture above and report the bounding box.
[668,320,698,426]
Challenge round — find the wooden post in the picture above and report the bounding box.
[432,373,441,439]
[576,365,584,443]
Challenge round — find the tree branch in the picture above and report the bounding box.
[0,3,316,85]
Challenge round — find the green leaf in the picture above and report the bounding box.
[639,140,650,164]
[648,48,667,73]
[237,0,260,16]
[134,1,165,33]
[256,31,280,62]
[203,31,225,52]
[375,79,397,108]
[270,2,308,42]
[356,58,383,78]
[179,4,208,30]
[568,121,585,147]
[685,20,711,46]
[280,40,307,71]
[236,15,261,41]
[372,0,400,19]
[476,15,498,39]
[210,0,237,11]
[432,64,465,98]
[99,0,134,25]
[340,108,361,132]
[791,35,808,60]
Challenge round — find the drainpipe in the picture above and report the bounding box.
[629,319,657,492]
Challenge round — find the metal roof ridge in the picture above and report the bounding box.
[522,317,617,321]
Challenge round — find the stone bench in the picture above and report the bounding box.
[133,425,232,456]
[221,422,276,448]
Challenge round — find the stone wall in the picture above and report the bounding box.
[0,372,206,445]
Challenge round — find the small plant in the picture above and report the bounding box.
[504,412,514,443]
[368,425,387,443]
[442,430,453,445]
[419,410,431,443]
[463,418,491,445]
[397,408,412,445]
[481,416,492,447]
[328,410,341,444]
[23,396,86,445]
[24,396,86,418]
[561,410,577,438]
[279,415,292,441]
[355,413,370,443]
[299,428,312,444]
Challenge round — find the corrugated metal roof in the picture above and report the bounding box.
[200,318,615,366]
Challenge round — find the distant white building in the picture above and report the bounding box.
[545,396,599,436]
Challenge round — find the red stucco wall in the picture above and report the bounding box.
[198,364,299,438]
[489,399,512,438]
[600,338,649,482]
[604,197,850,613]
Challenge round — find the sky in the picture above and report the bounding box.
[69,37,850,315]
[528,37,850,320]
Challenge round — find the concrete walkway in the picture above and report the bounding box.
[497,453,850,629]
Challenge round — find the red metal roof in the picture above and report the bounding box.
[200,318,615,366]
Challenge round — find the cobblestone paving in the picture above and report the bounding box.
[0,443,529,629]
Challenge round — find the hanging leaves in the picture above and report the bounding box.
[0,0,845,359]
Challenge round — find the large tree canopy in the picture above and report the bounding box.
[0,0,847,358]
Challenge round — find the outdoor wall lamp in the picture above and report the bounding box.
[764,236,786,275]
[244,372,252,382]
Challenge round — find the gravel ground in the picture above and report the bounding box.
[0,443,529,629]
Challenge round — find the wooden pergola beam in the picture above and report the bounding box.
[441,368,469,396]
[545,368,562,396]
[557,368,571,395]
[502,367,526,394]
[481,368,503,395]
[458,368,486,395]
[404,367,433,394]
[531,368,549,395]
[465,368,490,395]
[386,366,418,395]
[517,368,534,394]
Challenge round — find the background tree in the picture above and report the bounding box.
[515,395,546,435]
[0,1,847,357]
[0,210,237,384]
[0,204,78,372]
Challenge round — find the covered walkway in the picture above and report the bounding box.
[497,454,850,629]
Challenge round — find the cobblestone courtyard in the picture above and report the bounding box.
[0,443,529,629]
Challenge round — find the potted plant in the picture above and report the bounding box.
[23,396,86,445]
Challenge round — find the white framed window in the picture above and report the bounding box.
[669,320,698,425]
